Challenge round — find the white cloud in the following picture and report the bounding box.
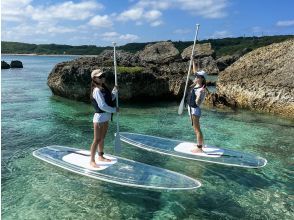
[101,32,139,43]
[1,0,32,21]
[32,1,103,21]
[137,0,171,10]
[116,0,228,28]
[276,20,294,27]
[135,0,228,18]
[2,21,77,42]
[2,1,103,22]
[117,8,144,21]
[210,30,232,39]
[144,10,162,21]
[117,7,163,26]
[119,34,139,41]
[88,15,113,28]
[176,0,228,18]
[101,32,119,38]
[150,21,163,27]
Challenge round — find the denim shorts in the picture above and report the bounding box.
[93,112,111,123]
[189,107,201,117]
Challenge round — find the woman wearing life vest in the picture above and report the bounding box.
[188,60,207,153]
[89,69,118,168]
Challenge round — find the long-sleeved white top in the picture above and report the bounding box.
[92,87,117,123]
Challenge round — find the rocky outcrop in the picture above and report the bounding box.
[217,39,294,117]
[216,48,252,71]
[181,43,215,60]
[48,41,219,102]
[216,55,236,71]
[47,57,181,102]
[1,61,10,69]
[181,43,218,75]
[197,56,219,75]
[138,41,180,65]
[10,60,23,68]
[99,50,139,67]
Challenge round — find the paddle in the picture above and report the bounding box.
[178,24,200,115]
[113,42,122,153]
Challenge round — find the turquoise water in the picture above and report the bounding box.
[2,55,293,219]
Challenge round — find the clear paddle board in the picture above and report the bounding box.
[33,145,201,190]
[119,132,267,168]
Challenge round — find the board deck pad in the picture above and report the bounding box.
[33,145,201,190]
[62,151,117,171]
[119,132,267,168]
[174,143,224,158]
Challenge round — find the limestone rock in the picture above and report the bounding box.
[47,57,175,102]
[216,55,236,71]
[1,61,10,69]
[138,41,180,65]
[10,60,23,68]
[217,39,294,117]
[181,43,215,60]
[197,56,219,75]
[216,48,252,71]
[99,50,139,67]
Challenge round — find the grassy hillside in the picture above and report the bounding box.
[2,35,293,58]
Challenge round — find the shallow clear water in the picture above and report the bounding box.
[2,55,293,219]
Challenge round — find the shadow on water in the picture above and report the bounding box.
[204,164,272,189]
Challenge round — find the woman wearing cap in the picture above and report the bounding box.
[89,69,118,168]
[187,60,207,153]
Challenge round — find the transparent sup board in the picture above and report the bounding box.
[119,132,267,168]
[33,146,201,191]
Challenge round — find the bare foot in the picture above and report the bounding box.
[97,156,111,162]
[191,146,205,154]
[90,161,100,168]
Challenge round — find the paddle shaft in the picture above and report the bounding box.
[113,42,121,153]
[113,42,119,129]
[178,24,200,115]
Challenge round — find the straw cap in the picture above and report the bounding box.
[91,69,103,79]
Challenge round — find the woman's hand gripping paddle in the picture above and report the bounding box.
[178,24,200,115]
[113,42,121,153]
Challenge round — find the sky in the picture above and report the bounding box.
[1,0,294,46]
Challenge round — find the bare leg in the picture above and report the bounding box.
[97,122,111,162]
[191,115,204,153]
[90,123,102,167]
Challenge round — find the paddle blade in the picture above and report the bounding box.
[114,132,121,153]
[178,98,185,115]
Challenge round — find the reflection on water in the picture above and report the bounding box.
[1,55,293,219]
